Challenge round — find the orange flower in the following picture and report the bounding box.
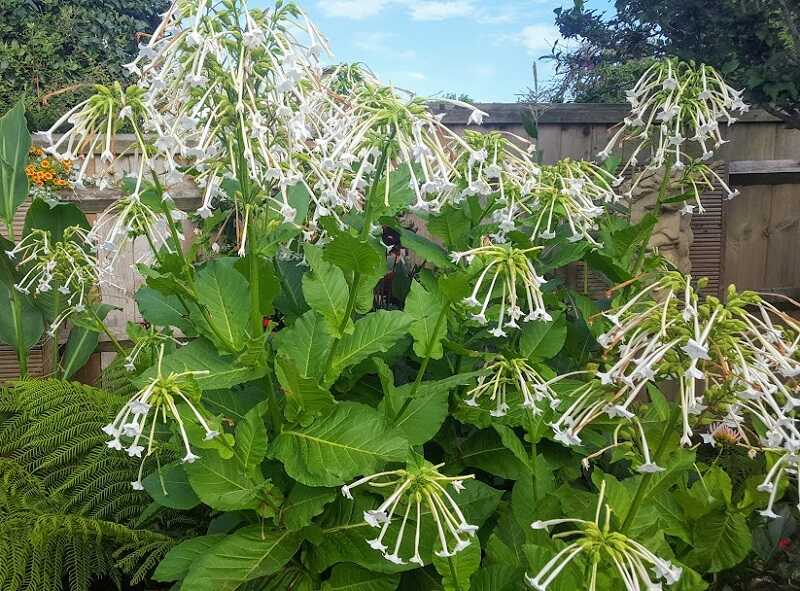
[40,159,50,169]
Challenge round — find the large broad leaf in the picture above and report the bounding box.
[302,245,352,337]
[0,101,30,226]
[327,310,412,383]
[373,165,417,216]
[519,312,567,360]
[235,405,268,475]
[181,526,303,591]
[282,483,337,531]
[272,310,332,380]
[322,564,401,591]
[395,226,454,270]
[432,539,481,591]
[324,232,383,276]
[685,510,752,573]
[135,286,193,332]
[185,449,262,511]
[428,206,471,250]
[234,255,280,317]
[22,198,90,241]
[60,305,113,379]
[193,258,250,352]
[0,278,44,351]
[143,462,201,510]
[138,338,266,390]
[274,258,309,323]
[271,402,409,487]
[457,429,528,480]
[405,281,448,360]
[276,355,336,421]
[152,534,225,582]
[387,382,450,446]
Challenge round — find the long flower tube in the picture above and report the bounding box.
[341,460,476,565]
[527,481,682,591]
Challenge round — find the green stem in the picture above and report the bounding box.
[92,308,126,357]
[620,408,679,532]
[246,207,262,336]
[319,272,362,381]
[394,302,449,420]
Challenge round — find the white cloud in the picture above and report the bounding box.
[408,1,476,21]
[317,0,388,20]
[352,31,417,60]
[516,24,563,55]
[405,71,427,80]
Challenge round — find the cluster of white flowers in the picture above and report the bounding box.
[463,356,568,418]
[122,325,185,372]
[598,59,748,200]
[88,191,184,286]
[451,243,550,337]
[341,461,476,565]
[527,481,682,591]
[103,346,218,489]
[527,159,620,247]
[4,227,98,334]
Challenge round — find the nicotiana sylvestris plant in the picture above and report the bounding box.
[1,0,797,589]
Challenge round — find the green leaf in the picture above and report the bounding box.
[276,355,336,420]
[135,287,193,333]
[395,226,454,269]
[373,166,417,216]
[274,258,309,322]
[235,255,280,317]
[282,484,337,531]
[327,310,412,383]
[324,232,383,276]
[60,304,113,378]
[235,405,268,474]
[0,277,44,351]
[22,198,90,241]
[181,526,303,591]
[272,310,332,380]
[185,450,262,511]
[459,429,528,480]
[405,281,448,360]
[270,402,409,487]
[322,564,401,591]
[388,382,450,446]
[139,338,266,390]
[0,101,30,225]
[153,534,225,582]
[432,540,480,591]
[519,312,567,359]
[539,239,589,272]
[428,206,471,250]
[143,462,201,510]
[685,510,752,573]
[302,245,351,337]
[193,258,250,352]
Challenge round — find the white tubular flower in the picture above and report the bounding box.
[103,346,218,488]
[599,59,747,203]
[463,357,575,418]
[527,159,620,246]
[756,452,800,519]
[87,191,175,286]
[342,460,476,565]
[526,481,682,591]
[453,242,550,335]
[5,227,98,334]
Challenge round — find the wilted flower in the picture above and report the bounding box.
[527,481,682,590]
[341,460,476,565]
[103,346,218,489]
[452,242,550,336]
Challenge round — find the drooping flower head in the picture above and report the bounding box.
[527,481,682,590]
[598,58,748,199]
[452,242,550,337]
[5,226,98,334]
[341,460,476,566]
[103,346,219,490]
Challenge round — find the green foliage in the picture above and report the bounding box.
[0,0,168,130]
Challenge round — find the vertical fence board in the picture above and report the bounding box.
[723,185,773,290]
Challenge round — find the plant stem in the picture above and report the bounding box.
[10,289,28,377]
[620,408,679,532]
[92,307,127,357]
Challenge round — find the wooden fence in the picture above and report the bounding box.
[2,103,799,380]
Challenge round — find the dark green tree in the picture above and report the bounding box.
[0,0,168,130]
[547,0,800,127]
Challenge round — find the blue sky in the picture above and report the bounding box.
[260,1,615,101]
